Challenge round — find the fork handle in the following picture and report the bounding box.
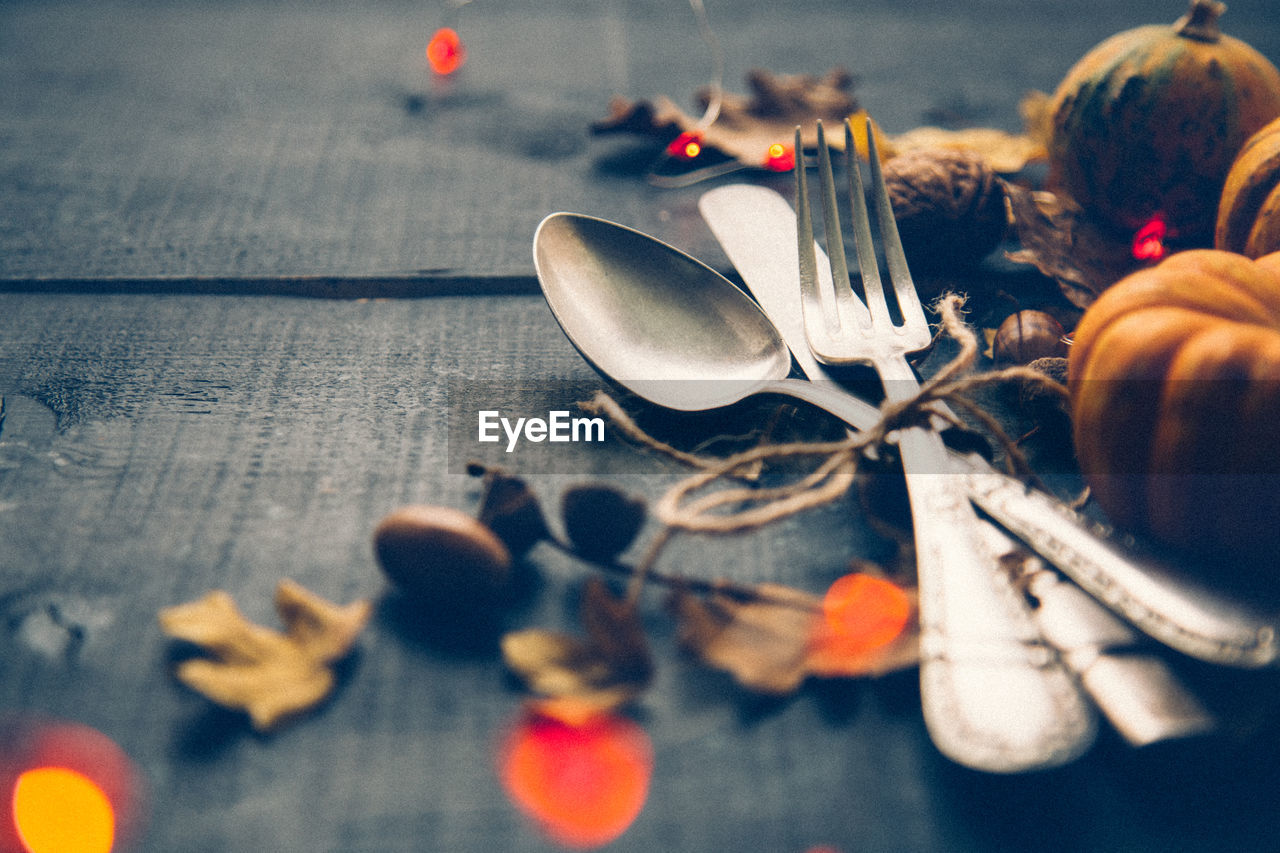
[758,376,1096,772]
[893,424,1095,771]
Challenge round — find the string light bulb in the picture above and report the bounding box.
[666,131,704,161]
[763,142,796,172]
[1132,213,1169,262]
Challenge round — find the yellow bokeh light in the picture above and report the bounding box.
[683,141,701,159]
[768,143,786,158]
[12,766,115,853]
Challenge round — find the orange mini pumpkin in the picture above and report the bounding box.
[1216,116,1280,258]
[1068,249,1280,564]
[1047,0,1280,243]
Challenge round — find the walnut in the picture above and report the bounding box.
[882,148,1008,272]
[992,310,1068,364]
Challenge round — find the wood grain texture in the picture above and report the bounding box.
[5,0,1279,283]
[2,293,1279,852]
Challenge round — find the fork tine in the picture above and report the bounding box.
[812,122,871,333]
[814,122,854,312]
[864,117,926,331]
[843,118,893,331]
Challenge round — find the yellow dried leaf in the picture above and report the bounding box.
[158,580,372,731]
[882,125,1046,174]
[501,578,653,714]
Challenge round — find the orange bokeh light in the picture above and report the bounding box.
[12,767,114,853]
[499,710,653,849]
[1132,214,1168,262]
[0,719,142,853]
[426,27,466,76]
[814,572,911,658]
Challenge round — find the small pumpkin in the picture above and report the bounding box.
[1047,0,1280,243]
[1216,116,1280,258]
[1068,249,1280,564]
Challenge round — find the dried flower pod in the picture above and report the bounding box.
[561,485,646,561]
[1014,356,1072,422]
[476,468,549,558]
[992,310,1068,364]
[882,148,1008,271]
[373,505,512,610]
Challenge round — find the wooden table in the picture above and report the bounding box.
[3,1,1280,850]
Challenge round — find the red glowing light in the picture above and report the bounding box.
[763,142,796,172]
[499,710,653,849]
[1132,214,1168,262]
[666,131,703,161]
[1,719,142,853]
[812,572,911,659]
[426,27,466,76]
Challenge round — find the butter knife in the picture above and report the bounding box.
[1005,550,1215,747]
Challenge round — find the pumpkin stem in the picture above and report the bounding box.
[1174,0,1225,43]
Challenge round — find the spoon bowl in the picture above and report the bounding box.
[533,212,793,412]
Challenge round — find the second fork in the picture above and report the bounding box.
[795,118,1095,772]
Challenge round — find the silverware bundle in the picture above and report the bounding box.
[533,117,1279,773]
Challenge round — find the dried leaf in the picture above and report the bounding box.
[672,583,818,693]
[1004,184,1145,308]
[502,578,653,715]
[593,69,1049,180]
[871,91,1052,174]
[158,580,372,731]
[592,68,858,172]
[881,126,1045,174]
[671,573,919,695]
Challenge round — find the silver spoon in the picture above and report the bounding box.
[533,211,886,428]
[533,210,1098,773]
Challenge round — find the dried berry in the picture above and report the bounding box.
[992,310,1068,364]
[476,469,549,558]
[373,505,512,610]
[560,485,646,561]
[882,148,1007,271]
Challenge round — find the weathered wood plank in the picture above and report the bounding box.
[2,292,1278,852]
[5,0,1279,282]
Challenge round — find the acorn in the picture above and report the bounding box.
[992,310,1068,364]
[560,484,646,561]
[373,505,512,611]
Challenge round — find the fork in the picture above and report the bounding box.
[795,117,1094,772]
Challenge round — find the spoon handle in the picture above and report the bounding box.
[758,377,1097,772]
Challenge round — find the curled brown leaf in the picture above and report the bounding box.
[670,575,919,695]
[1004,184,1146,309]
[592,68,858,171]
